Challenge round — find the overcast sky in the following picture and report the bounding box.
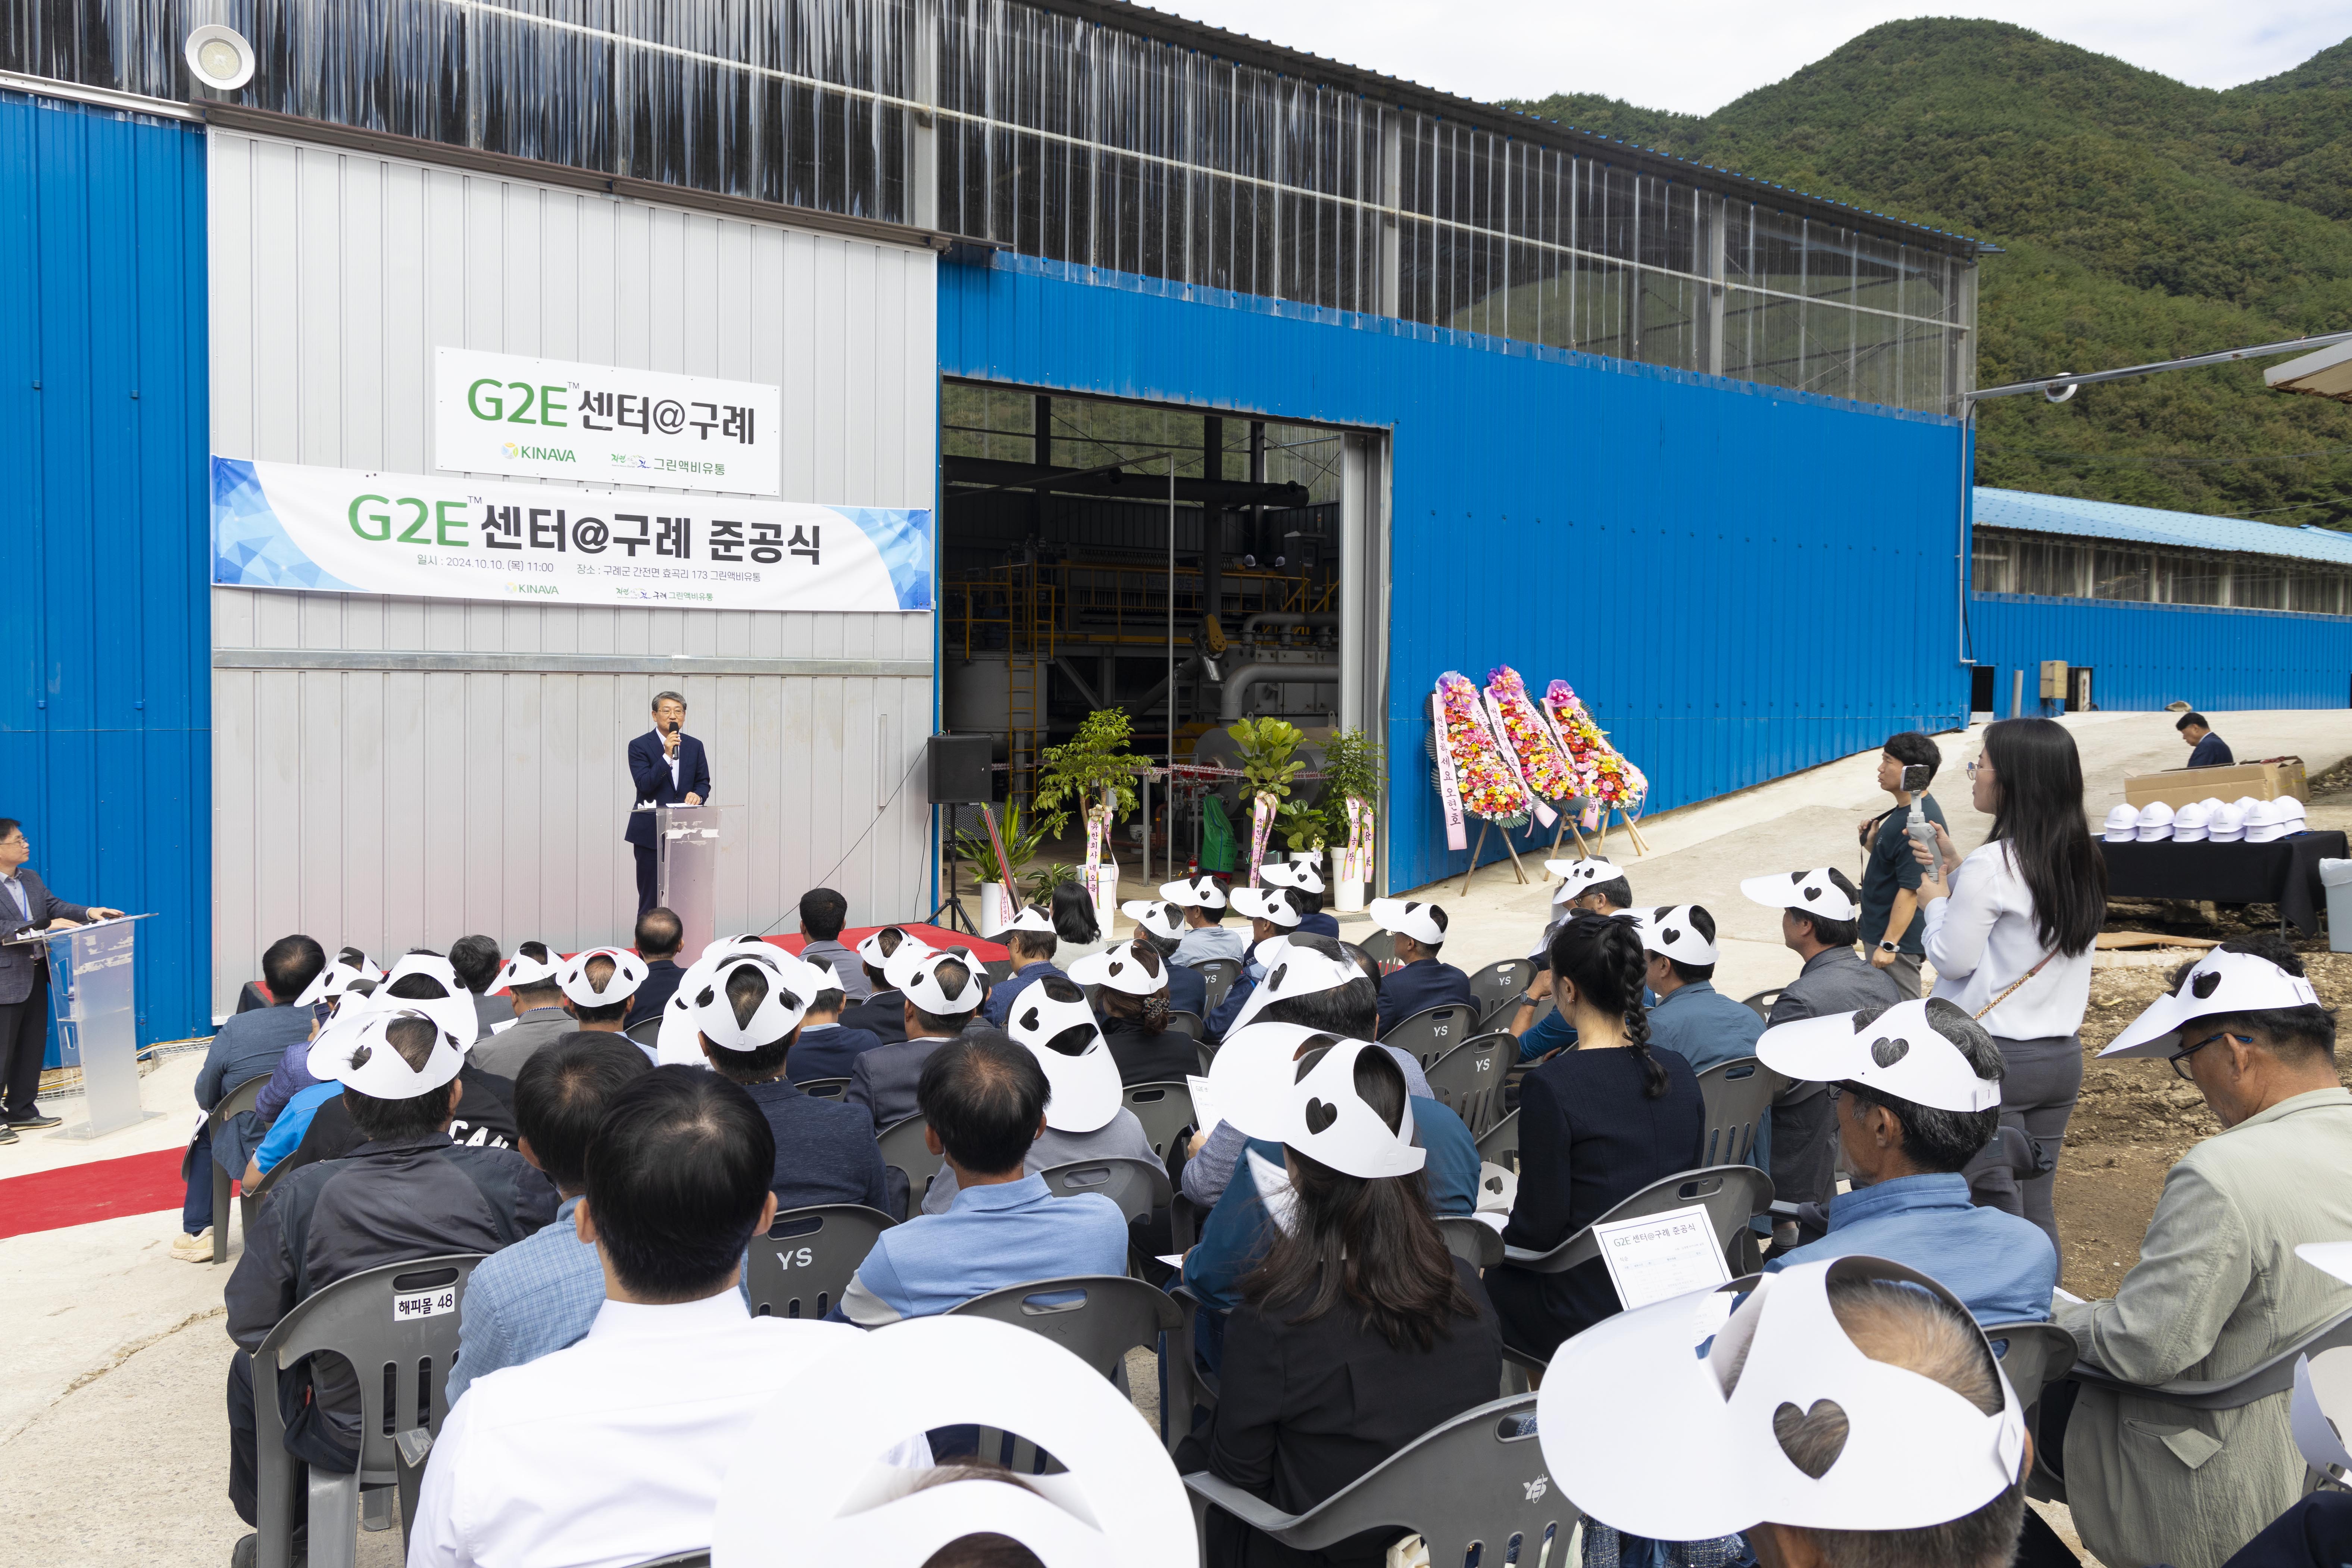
[1135,1,2347,116]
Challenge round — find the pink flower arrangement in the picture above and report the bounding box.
[1544,680,1649,814]
[1438,672,1531,822]
[1485,665,1577,802]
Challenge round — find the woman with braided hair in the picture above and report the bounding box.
[1483,912,1706,1362]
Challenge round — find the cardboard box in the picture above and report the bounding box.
[2123,759,2308,810]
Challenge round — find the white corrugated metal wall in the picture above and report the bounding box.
[207,127,937,1013]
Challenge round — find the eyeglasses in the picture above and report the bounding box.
[2169,1029,2249,1082]
[1964,759,1985,780]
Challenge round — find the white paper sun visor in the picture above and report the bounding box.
[880,936,940,993]
[902,948,986,1015]
[1739,868,1859,923]
[557,946,651,1009]
[1227,941,1367,1033]
[1004,980,1121,1133]
[1635,905,1721,966]
[381,950,464,994]
[1539,1257,2025,1541]
[1159,875,1228,910]
[1066,942,1169,997]
[2100,947,2321,1058]
[688,952,820,1052]
[1205,1022,1356,1141]
[307,1006,466,1099]
[1758,999,2000,1113]
[698,934,777,966]
[1280,1039,1425,1179]
[855,927,918,969]
[2288,1243,2352,1475]
[712,1315,1196,1568]
[1229,885,1302,928]
[294,961,374,1009]
[1366,898,1447,947]
[1547,857,1621,890]
[1002,905,1057,936]
[1261,859,1326,895]
[1120,899,1187,941]
[492,944,563,991]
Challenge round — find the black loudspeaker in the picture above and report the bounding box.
[928,732,995,805]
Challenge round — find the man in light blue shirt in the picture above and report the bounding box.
[448,1033,650,1404]
[1762,998,2056,1325]
[839,1033,1128,1325]
[1635,903,1769,1174]
[1165,875,1248,969]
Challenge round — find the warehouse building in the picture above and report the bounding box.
[1969,487,2352,713]
[5,0,1984,1047]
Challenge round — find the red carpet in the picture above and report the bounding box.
[0,1147,192,1240]
[767,924,1008,964]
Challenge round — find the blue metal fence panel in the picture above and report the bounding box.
[940,257,1970,893]
[0,92,209,1056]
[1970,593,2352,713]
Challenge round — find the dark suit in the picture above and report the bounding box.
[0,866,89,1117]
[1374,957,1477,1038]
[787,1022,884,1084]
[624,728,713,915]
[626,956,685,1028]
[838,988,909,1046]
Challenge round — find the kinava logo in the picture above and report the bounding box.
[500,441,576,463]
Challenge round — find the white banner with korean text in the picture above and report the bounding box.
[210,458,933,612]
[435,348,782,496]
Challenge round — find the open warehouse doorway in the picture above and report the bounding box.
[940,380,1386,883]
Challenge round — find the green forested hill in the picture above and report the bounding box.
[1505,21,2352,527]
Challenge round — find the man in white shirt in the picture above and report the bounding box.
[410,1065,923,1568]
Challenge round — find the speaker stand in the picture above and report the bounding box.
[926,855,983,937]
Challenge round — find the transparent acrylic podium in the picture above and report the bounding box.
[43,913,162,1139]
[656,805,722,960]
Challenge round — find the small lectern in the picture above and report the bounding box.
[43,913,161,1139]
[656,805,722,960]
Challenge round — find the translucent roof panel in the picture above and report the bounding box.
[1973,487,2352,568]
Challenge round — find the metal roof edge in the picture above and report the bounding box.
[1973,485,2352,567]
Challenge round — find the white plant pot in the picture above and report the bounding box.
[1090,873,1118,925]
[1334,878,1368,913]
[977,881,1014,938]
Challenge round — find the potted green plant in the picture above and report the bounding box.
[949,802,1047,936]
[1316,728,1384,909]
[1228,716,1306,884]
[1033,709,1148,922]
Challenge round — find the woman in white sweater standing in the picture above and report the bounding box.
[1914,716,2106,1265]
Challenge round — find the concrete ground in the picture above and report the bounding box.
[9,708,2348,1568]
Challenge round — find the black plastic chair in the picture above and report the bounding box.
[1740,987,1784,1023]
[1038,1156,1172,1226]
[743,1203,894,1319]
[624,1016,662,1047]
[1122,1082,1196,1159]
[875,1113,945,1220]
[796,1076,851,1101]
[1183,1396,1571,1565]
[1164,1009,1206,1041]
[948,1275,1194,1454]
[1984,1320,2082,1413]
[1435,1214,1505,1270]
[1481,990,1549,1034]
[1465,958,1536,1019]
[1476,1107,1521,1174]
[1358,929,1397,966]
[1382,1002,1479,1063]
[207,1072,272,1264]
[1503,1165,1774,1277]
[1194,959,1242,1013]
[1694,1056,1778,1168]
[1422,1032,1511,1137]
[252,1254,485,1568]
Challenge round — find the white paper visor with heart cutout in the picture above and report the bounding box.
[1204,1022,1353,1141]
[856,928,914,968]
[308,1007,466,1098]
[902,950,986,1015]
[1537,1256,2026,1540]
[1279,1040,1425,1179]
[1229,886,1301,928]
[1366,898,1446,946]
[2292,1347,2352,1477]
[557,946,651,1008]
[709,1315,1196,1568]
[657,949,785,1065]
[2100,948,2321,1058]
[690,953,816,1052]
[1065,943,1167,997]
[1635,905,1721,966]
[491,948,562,991]
[1004,979,1121,1133]
[1738,869,1858,923]
[880,937,941,993]
[1119,900,1187,941]
[1159,876,1227,909]
[1226,944,1366,1034]
[1546,857,1621,885]
[293,961,370,1009]
[1757,1000,2000,1113]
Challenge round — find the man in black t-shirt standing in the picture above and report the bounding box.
[1856,731,1947,1001]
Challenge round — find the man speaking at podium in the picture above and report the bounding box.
[0,819,122,1141]
[625,691,712,917]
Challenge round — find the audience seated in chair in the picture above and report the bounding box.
[1507,860,1632,1065]
[795,885,874,1004]
[1758,997,2057,1324]
[409,1066,925,1568]
[1484,913,1705,1363]
[446,1031,651,1405]
[469,942,574,1077]
[1165,874,1247,968]
[1261,858,1340,940]
[784,985,885,1084]
[848,947,988,1128]
[920,984,1157,1214]
[1178,936,1461,1212]
[838,925,924,1046]
[1204,886,1311,1041]
[224,1007,556,1564]
[838,1032,1130,1326]
[1119,898,1210,1017]
[1540,1257,2034,1568]
[238,967,378,1188]
[1176,1041,1501,1568]
[981,905,1065,1030]
[175,933,327,1262]
[1072,940,1202,1086]
[448,933,510,1038]
[624,906,688,1028]
[2045,937,2352,1568]
[694,950,891,1213]
[1366,898,1475,1038]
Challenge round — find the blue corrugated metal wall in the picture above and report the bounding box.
[940,257,1970,893]
[0,92,210,1054]
[1971,593,2352,713]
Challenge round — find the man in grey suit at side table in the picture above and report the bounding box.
[0,818,124,1143]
